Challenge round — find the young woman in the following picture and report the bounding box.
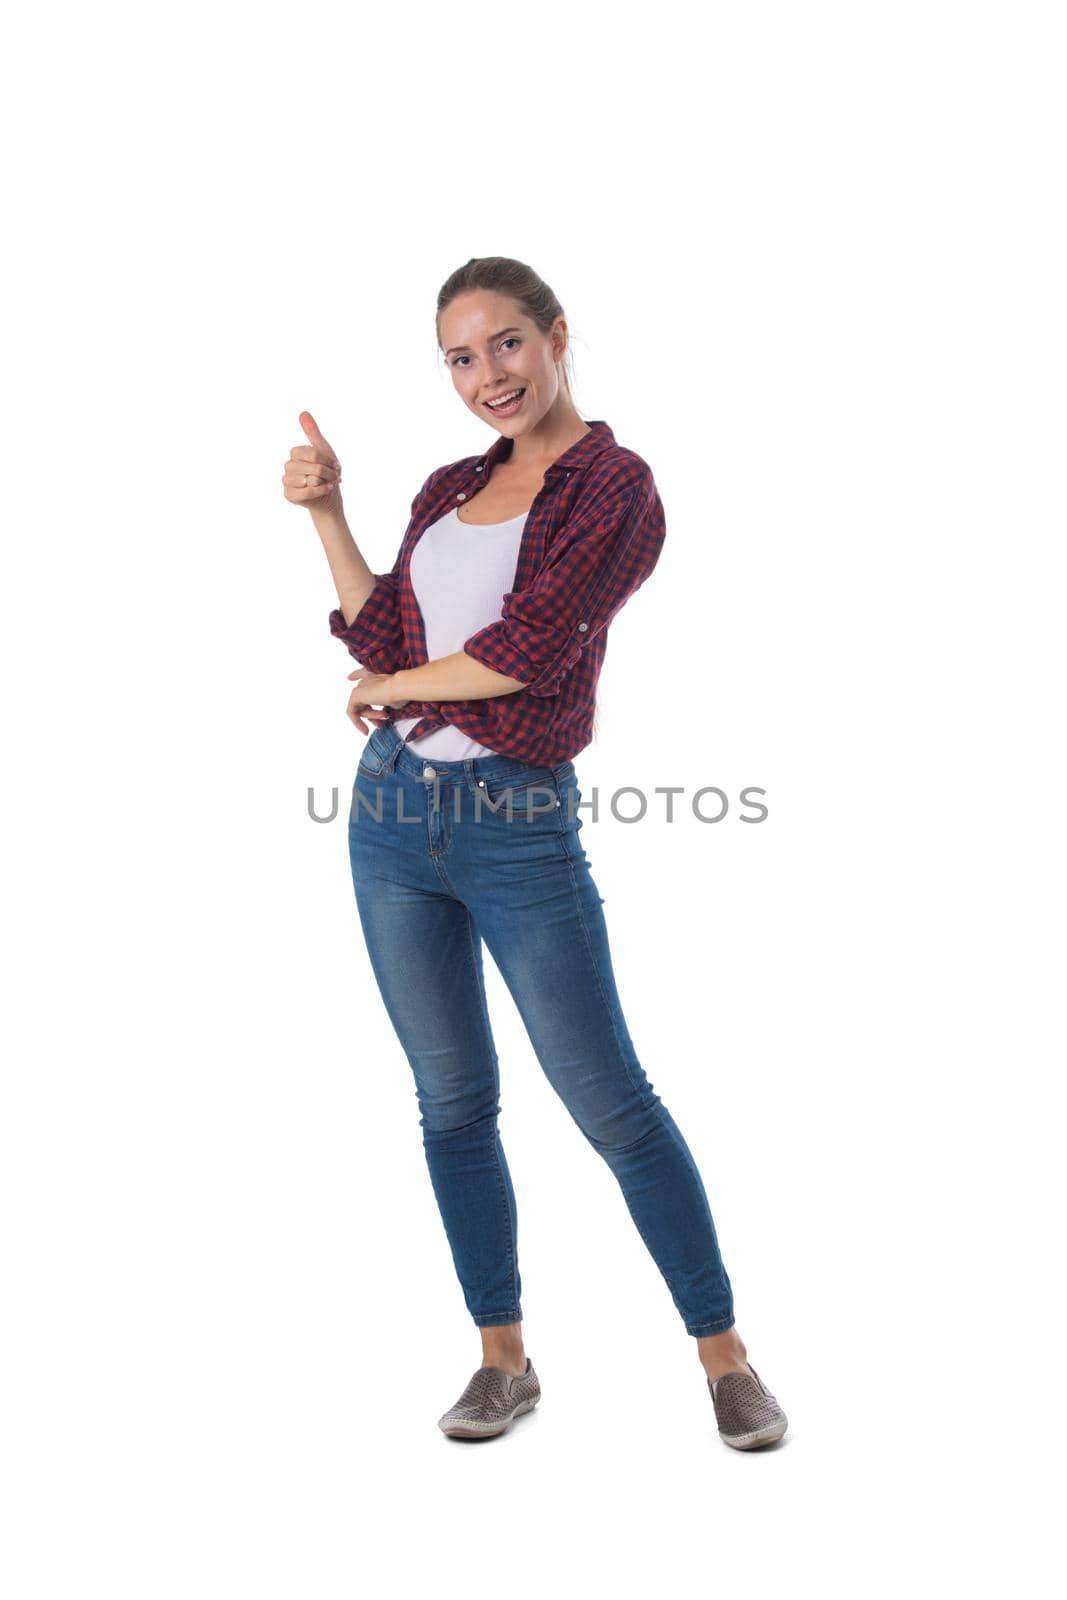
[282,257,788,1451]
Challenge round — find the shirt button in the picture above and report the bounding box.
[456,492,467,501]
[577,622,588,632]
[475,465,483,473]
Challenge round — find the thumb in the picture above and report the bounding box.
[299,409,336,461]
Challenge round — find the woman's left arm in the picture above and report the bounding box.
[349,653,526,706]
[348,457,665,709]
[462,460,665,698]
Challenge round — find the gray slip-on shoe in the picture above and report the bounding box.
[708,1363,788,1450]
[437,1357,541,1439]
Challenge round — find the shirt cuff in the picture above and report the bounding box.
[463,624,583,698]
[329,599,406,677]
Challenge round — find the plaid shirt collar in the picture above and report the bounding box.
[470,417,619,485]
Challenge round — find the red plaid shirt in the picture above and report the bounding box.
[328,419,666,766]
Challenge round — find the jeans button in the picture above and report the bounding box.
[423,764,435,779]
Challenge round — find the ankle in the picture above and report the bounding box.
[697,1328,752,1384]
[479,1329,526,1375]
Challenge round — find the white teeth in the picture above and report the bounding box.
[486,388,524,408]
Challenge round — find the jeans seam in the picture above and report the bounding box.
[555,794,645,1107]
[461,905,521,1322]
[553,808,679,1296]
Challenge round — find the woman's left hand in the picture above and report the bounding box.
[346,666,411,732]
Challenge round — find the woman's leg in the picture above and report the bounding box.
[451,767,737,1347]
[348,772,524,1332]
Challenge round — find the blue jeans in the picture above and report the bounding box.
[347,721,735,1337]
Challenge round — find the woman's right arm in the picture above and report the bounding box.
[283,410,376,625]
[283,410,413,678]
[309,502,376,628]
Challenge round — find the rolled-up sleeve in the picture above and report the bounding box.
[328,551,408,676]
[462,461,665,698]
[328,472,440,675]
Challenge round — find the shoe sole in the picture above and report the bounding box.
[719,1416,788,1450]
[438,1396,539,1439]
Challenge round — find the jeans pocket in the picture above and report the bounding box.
[480,767,557,807]
[357,745,386,779]
[475,779,559,828]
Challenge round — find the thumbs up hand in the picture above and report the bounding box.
[282,411,344,511]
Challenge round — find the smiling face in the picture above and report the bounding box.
[439,290,568,437]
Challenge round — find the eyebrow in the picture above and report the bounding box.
[444,326,523,357]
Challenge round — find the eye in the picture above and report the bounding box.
[449,338,521,368]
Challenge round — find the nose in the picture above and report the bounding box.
[482,359,512,394]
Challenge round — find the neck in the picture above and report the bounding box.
[503,398,590,471]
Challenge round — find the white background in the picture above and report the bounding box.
[2,2,1063,1595]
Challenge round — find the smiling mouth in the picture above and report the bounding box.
[484,387,527,417]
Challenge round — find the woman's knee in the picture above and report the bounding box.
[563,1083,663,1152]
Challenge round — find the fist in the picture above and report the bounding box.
[282,411,344,510]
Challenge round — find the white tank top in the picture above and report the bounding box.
[393,505,529,759]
